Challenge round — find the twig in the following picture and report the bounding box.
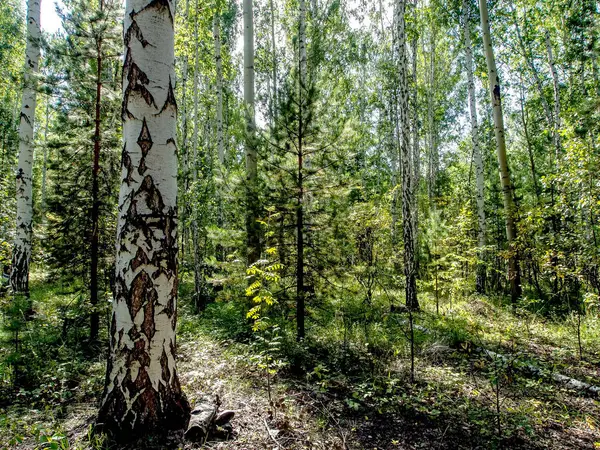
[263,417,281,449]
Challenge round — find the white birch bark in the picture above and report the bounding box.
[462,0,486,292]
[98,0,190,435]
[11,0,41,296]
[214,13,224,165]
[244,0,259,264]
[479,0,521,303]
[191,0,204,309]
[395,0,418,309]
[545,30,562,158]
[410,0,419,256]
[269,0,277,123]
[40,100,50,217]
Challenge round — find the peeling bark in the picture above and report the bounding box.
[98,0,190,438]
[11,0,41,297]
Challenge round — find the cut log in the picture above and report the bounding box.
[185,402,218,442]
[184,402,236,442]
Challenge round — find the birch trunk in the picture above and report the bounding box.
[191,0,205,311]
[462,0,486,293]
[426,29,437,201]
[410,0,419,262]
[545,30,562,158]
[90,4,103,341]
[11,0,41,297]
[244,0,260,265]
[396,0,418,310]
[296,0,307,339]
[478,0,522,304]
[98,0,190,436]
[40,101,50,217]
[214,14,224,165]
[179,55,188,264]
[269,0,277,122]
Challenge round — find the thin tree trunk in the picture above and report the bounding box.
[296,0,307,340]
[214,13,224,165]
[179,0,189,267]
[545,30,562,159]
[270,0,277,123]
[191,0,205,311]
[427,28,437,201]
[180,55,188,265]
[396,0,418,310]
[98,0,190,436]
[244,0,259,265]
[11,0,41,297]
[479,0,522,304]
[462,0,486,293]
[90,9,103,342]
[40,100,50,217]
[410,0,419,265]
[518,73,540,201]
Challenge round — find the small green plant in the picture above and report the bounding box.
[250,324,287,405]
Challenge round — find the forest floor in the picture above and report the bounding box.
[0,275,599,449]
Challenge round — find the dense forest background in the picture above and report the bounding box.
[0,0,599,448]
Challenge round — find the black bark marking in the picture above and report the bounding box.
[142,288,157,340]
[493,84,501,103]
[125,19,150,48]
[133,175,165,215]
[131,246,150,271]
[137,118,153,175]
[122,50,156,120]
[129,270,152,319]
[20,112,31,126]
[157,76,177,115]
[160,348,171,383]
[110,312,117,348]
[132,0,174,26]
[122,145,135,185]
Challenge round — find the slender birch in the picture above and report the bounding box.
[214,12,224,165]
[462,0,486,292]
[479,0,522,304]
[90,0,104,341]
[191,0,204,310]
[410,0,419,258]
[98,0,190,436]
[11,0,41,297]
[545,30,562,158]
[396,0,418,310]
[244,0,260,265]
[296,0,307,339]
[269,0,277,122]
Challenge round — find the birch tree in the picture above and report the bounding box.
[479,0,521,304]
[214,10,224,165]
[296,0,308,339]
[462,0,486,293]
[395,0,418,310]
[244,0,260,265]
[11,0,41,297]
[98,0,190,436]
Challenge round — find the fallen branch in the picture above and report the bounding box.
[263,417,281,449]
[399,320,600,397]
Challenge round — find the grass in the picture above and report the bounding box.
[0,273,599,449]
